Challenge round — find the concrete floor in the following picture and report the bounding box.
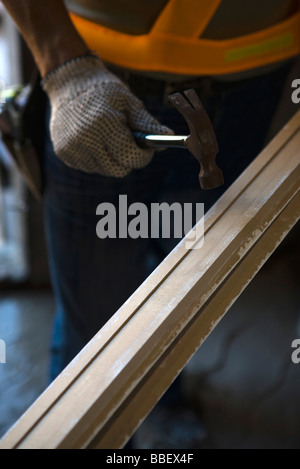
[0,289,54,439]
[0,224,299,448]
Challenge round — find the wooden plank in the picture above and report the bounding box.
[1,111,299,450]
[89,192,300,449]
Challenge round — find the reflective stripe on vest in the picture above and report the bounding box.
[70,0,300,76]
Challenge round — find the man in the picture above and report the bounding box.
[2,0,299,386]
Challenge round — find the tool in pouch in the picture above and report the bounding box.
[134,88,224,190]
[0,69,44,202]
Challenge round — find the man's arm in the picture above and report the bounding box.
[1,0,88,77]
[1,0,172,177]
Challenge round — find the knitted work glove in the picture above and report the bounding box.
[42,56,173,177]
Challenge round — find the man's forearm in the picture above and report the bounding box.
[1,0,89,77]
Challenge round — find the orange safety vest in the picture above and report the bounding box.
[70,0,300,76]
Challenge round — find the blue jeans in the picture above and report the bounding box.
[42,62,291,382]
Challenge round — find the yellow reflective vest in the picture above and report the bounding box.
[69,0,300,76]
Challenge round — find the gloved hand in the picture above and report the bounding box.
[42,55,173,177]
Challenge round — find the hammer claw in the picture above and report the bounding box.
[183,89,202,111]
[169,89,224,190]
[168,92,194,121]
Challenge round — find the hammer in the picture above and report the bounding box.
[134,89,224,190]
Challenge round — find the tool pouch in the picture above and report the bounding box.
[0,69,47,201]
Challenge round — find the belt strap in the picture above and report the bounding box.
[151,0,223,38]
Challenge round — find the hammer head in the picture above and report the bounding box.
[168,89,224,190]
